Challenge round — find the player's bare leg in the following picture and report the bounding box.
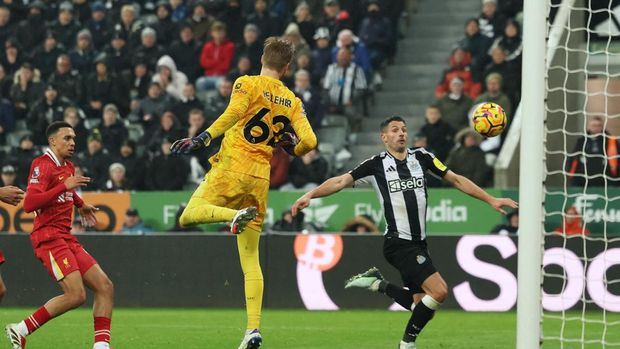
[83,264,114,349]
[236,226,263,349]
[400,272,448,347]
[5,271,85,349]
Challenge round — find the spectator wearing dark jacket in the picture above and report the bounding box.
[32,32,66,80]
[171,83,204,127]
[186,2,214,44]
[310,27,332,86]
[567,116,620,187]
[227,55,254,83]
[446,128,492,187]
[104,162,131,191]
[458,18,492,80]
[217,0,244,44]
[85,54,128,118]
[147,111,184,153]
[436,76,474,130]
[0,64,11,98]
[358,0,393,71]
[27,84,73,145]
[148,137,189,190]
[116,140,148,190]
[489,19,522,65]
[294,69,324,131]
[48,2,81,48]
[196,21,235,92]
[233,24,262,73]
[85,2,111,50]
[117,4,144,49]
[482,47,519,104]
[47,54,82,103]
[63,106,89,154]
[204,78,232,122]
[76,129,114,190]
[134,81,173,134]
[0,97,14,145]
[169,24,201,82]
[246,0,283,41]
[293,2,317,48]
[435,47,481,100]
[282,149,328,190]
[478,0,506,39]
[6,135,41,188]
[104,30,132,74]
[133,27,166,73]
[320,0,353,43]
[123,60,152,102]
[68,29,97,76]
[10,63,44,120]
[0,7,13,47]
[1,39,24,77]
[419,105,455,161]
[153,1,178,47]
[100,104,129,156]
[14,2,47,52]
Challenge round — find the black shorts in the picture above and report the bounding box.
[383,234,437,293]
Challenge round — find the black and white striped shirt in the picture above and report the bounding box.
[349,147,449,242]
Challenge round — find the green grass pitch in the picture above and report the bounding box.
[0,308,618,348]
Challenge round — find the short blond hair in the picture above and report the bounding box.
[262,37,294,71]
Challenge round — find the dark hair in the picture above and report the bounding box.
[46,121,73,138]
[380,116,406,131]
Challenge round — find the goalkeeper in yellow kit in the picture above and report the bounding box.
[170,37,317,349]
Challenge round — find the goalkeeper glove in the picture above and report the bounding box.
[276,132,299,156]
[170,131,212,154]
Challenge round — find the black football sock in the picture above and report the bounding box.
[378,281,415,310]
[402,295,441,343]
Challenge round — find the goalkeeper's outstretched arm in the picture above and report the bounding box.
[291,173,354,216]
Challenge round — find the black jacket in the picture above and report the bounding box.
[147,153,189,190]
[169,39,202,82]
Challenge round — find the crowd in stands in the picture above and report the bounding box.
[0,0,403,192]
[420,0,524,188]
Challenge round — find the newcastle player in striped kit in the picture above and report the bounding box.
[291,116,517,348]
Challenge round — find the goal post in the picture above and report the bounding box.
[516,0,547,348]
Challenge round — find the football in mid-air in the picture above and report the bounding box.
[471,102,507,137]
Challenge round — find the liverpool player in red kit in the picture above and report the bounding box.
[4,122,114,349]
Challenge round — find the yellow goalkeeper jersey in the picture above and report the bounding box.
[206,75,317,180]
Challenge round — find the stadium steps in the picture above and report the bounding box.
[353,0,480,150]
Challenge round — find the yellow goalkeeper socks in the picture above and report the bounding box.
[237,227,263,330]
[179,198,237,226]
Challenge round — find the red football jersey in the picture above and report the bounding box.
[24,149,84,247]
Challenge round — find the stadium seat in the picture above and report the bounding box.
[317,126,348,151]
[322,114,349,129]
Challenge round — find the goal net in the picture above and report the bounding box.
[541,0,620,347]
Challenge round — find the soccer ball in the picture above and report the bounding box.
[471,102,507,137]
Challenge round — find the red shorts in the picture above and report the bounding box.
[0,250,4,265]
[33,238,97,281]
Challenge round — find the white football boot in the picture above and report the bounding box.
[5,324,26,349]
[399,340,417,349]
[231,207,258,235]
[237,329,262,349]
[344,267,384,291]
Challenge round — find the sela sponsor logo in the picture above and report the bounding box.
[388,177,424,193]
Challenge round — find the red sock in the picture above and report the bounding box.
[94,317,111,343]
[24,306,51,334]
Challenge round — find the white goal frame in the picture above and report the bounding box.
[516,0,547,348]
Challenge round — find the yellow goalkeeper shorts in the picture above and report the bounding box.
[192,167,269,231]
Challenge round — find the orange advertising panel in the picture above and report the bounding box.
[0,192,130,234]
